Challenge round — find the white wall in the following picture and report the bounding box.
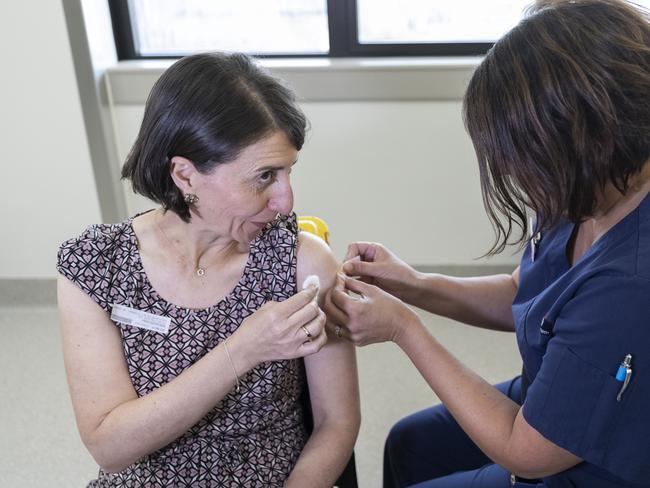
[0,1,102,279]
[114,100,517,266]
[297,101,514,265]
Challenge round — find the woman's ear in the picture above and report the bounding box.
[169,156,197,193]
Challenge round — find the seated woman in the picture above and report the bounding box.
[57,52,360,487]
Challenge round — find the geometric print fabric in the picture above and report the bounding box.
[57,212,307,487]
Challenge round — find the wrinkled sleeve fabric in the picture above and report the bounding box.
[252,212,299,302]
[522,274,650,484]
[56,224,122,313]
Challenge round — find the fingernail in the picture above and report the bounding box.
[337,272,347,281]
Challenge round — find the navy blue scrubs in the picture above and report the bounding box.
[384,194,650,487]
[514,194,650,487]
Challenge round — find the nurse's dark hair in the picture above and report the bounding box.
[121,52,307,221]
[463,0,650,254]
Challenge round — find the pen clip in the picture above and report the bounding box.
[528,217,541,262]
[616,354,633,402]
[531,232,541,262]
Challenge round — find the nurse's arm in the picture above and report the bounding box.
[397,314,582,479]
[408,265,520,332]
[343,243,519,332]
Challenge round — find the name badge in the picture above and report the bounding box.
[110,304,171,334]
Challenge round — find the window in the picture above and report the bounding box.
[357,1,528,44]
[109,0,650,59]
[121,0,329,56]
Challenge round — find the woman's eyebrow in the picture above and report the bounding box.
[256,159,299,172]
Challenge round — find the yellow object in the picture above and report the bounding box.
[297,215,330,245]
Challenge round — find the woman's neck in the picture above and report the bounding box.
[154,208,244,270]
[588,161,650,242]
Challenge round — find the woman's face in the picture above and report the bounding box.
[192,130,298,244]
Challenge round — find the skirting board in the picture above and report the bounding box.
[0,279,57,306]
[0,264,515,307]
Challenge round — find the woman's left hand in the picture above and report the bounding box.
[325,274,420,346]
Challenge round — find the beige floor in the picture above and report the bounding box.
[0,304,521,488]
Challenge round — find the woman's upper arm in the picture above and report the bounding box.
[57,274,138,444]
[296,233,361,428]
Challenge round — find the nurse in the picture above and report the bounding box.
[325,0,650,486]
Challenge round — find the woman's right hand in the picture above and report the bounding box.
[342,242,420,303]
[230,286,328,366]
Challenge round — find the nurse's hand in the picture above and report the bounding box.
[342,242,420,303]
[325,273,421,347]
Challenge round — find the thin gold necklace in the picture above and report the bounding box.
[155,212,207,277]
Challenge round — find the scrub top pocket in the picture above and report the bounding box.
[522,346,624,462]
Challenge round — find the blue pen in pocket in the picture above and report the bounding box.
[616,354,633,402]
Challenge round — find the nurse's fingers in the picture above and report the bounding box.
[344,242,379,263]
[324,287,348,329]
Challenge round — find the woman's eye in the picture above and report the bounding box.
[260,171,275,183]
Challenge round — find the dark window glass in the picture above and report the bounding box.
[109,0,650,59]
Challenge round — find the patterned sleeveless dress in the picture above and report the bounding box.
[56,212,307,487]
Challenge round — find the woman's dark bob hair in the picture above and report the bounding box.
[122,52,307,221]
[463,0,650,254]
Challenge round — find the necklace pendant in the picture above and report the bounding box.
[196,267,205,277]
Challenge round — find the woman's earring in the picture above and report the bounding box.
[184,193,199,205]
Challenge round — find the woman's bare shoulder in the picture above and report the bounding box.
[296,232,338,296]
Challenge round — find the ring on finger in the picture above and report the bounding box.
[335,325,343,338]
[301,325,312,340]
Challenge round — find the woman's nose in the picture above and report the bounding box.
[268,179,294,215]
